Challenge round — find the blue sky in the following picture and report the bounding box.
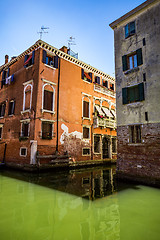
[0,0,145,77]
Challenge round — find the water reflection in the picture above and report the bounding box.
[0,167,160,240]
[0,166,117,200]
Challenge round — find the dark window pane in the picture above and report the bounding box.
[0,128,2,138]
[8,101,15,115]
[112,138,117,153]
[44,90,53,111]
[94,135,101,153]
[22,123,29,137]
[83,101,89,118]
[83,148,90,155]
[136,125,141,143]
[42,122,52,139]
[83,127,89,139]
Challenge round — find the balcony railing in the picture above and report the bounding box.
[94,84,116,98]
[93,117,116,129]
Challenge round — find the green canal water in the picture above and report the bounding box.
[0,166,160,240]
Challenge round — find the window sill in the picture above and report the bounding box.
[124,67,139,75]
[21,109,31,114]
[41,109,55,114]
[8,114,14,117]
[128,143,143,146]
[125,33,135,39]
[44,64,56,70]
[19,136,29,141]
[82,117,91,120]
[0,117,4,119]
[93,152,101,154]
[83,79,91,84]
[26,65,33,70]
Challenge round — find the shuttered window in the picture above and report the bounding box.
[24,50,35,68]
[83,127,90,139]
[129,125,142,143]
[83,101,89,118]
[22,123,29,137]
[42,122,52,139]
[8,100,15,115]
[122,83,145,104]
[42,50,58,68]
[122,48,143,71]
[95,76,100,84]
[43,90,53,111]
[125,21,135,38]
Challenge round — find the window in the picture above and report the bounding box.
[24,50,35,68]
[21,122,29,137]
[42,122,53,139]
[112,138,117,153]
[83,126,90,139]
[102,79,108,88]
[122,48,143,71]
[94,135,101,153]
[0,127,3,139]
[20,148,27,157]
[23,84,33,111]
[0,102,6,117]
[42,50,59,68]
[8,100,15,115]
[81,69,92,83]
[110,83,114,91]
[95,76,100,84]
[83,100,90,118]
[125,21,135,38]
[129,125,142,143]
[42,84,55,112]
[82,148,90,156]
[122,82,145,104]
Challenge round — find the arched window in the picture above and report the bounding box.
[42,83,55,112]
[23,84,33,111]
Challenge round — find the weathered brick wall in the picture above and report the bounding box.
[117,123,160,180]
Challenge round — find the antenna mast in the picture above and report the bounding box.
[68,36,76,50]
[38,26,49,40]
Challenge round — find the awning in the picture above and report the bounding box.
[84,72,91,80]
[95,105,105,116]
[24,55,32,65]
[102,107,113,118]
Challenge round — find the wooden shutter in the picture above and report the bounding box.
[122,55,128,71]
[24,55,28,68]
[83,101,89,118]
[11,74,14,82]
[138,82,145,101]
[42,50,47,63]
[25,89,31,110]
[137,48,143,66]
[81,69,84,79]
[88,72,92,83]
[130,21,135,34]
[32,50,35,64]
[125,24,129,38]
[122,87,128,104]
[83,127,89,138]
[54,56,59,68]
[44,90,53,111]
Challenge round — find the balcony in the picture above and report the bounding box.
[93,117,116,129]
[94,84,116,98]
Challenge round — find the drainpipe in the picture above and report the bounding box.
[56,57,61,153]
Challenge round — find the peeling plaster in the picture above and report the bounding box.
[60,123,82,144]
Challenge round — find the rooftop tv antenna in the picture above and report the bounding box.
[38,26,49,40]
[68,36,76,50]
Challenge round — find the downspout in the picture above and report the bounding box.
[56,57,61,153]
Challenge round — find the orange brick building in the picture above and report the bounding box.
[0,40,116,167]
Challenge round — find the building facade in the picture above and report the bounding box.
[0,40,116,166]
[110,0,160,183]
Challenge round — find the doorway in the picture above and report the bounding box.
[102,136,110,159]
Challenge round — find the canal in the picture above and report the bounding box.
[0,166,160,240]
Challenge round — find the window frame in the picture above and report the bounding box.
[82,148,91,156]
[112,137,117,153]
[129,125,142,144]
[82,96,90,119]
[42,83,55,113]
[41,121,53,140]
[82,126,90,140]
[125,21,136,38]
[122,82,145,105]
[20,147,27,157]
[23,83,33,112]
[0,126,3,139]
[94,134,101,154]
[0,102,6,118]
[8,100,15,116]
[21,121,30,138]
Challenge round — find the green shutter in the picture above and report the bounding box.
[137,48,143,66]
[138,82,145,101]
[122,55,128,71]
[122,87,128,104]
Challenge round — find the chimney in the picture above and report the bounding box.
[60,46,68,54]
[5,55,9,64]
